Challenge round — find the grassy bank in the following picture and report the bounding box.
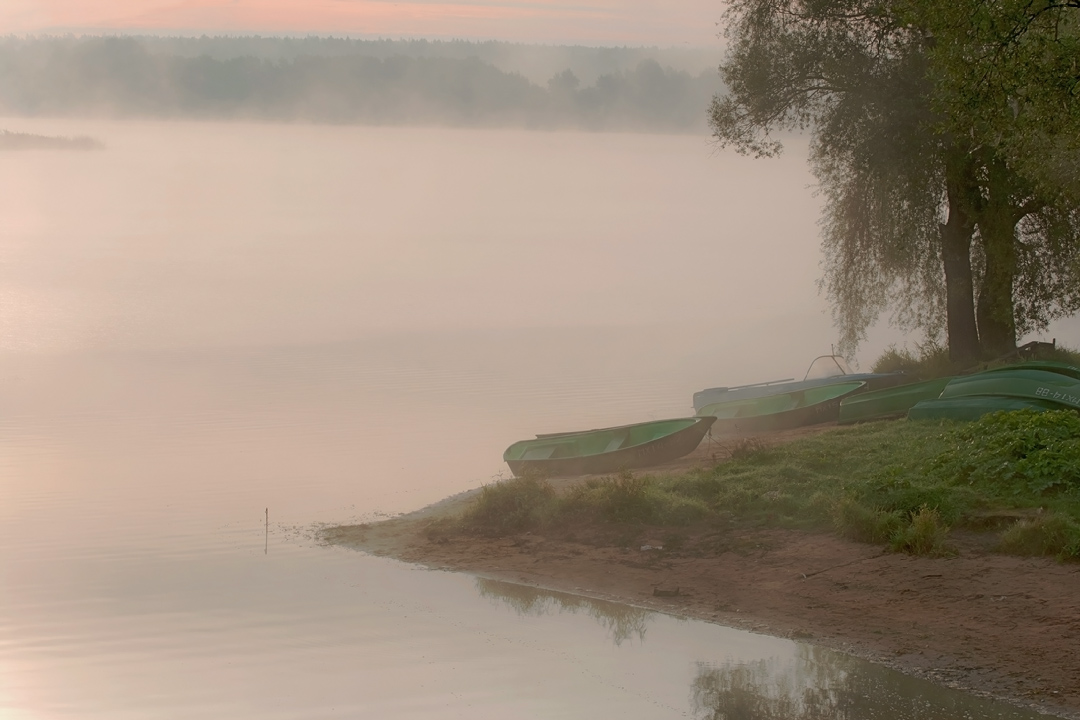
[436,410,1080,559]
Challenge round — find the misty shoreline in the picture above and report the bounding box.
[0,36,723,133]
[0,129,103,150]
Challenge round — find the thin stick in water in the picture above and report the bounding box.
[265,507,268,555]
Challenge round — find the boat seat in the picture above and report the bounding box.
[603,435,626,452]
[521,446,556,461]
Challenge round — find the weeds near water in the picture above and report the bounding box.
[460,474,557,535]
[444,411,1080,559]
[889,505,954,556]
[999,513,1080,560]
[833,498,904,544]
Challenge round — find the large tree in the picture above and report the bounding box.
[711,0,1080,361]
[909,0,1080,355]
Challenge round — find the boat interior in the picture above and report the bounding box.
[698,381,864,419]
[506,418,700,460]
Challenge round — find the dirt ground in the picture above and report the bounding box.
[322,424,1080,718]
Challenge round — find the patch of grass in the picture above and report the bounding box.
[448,411,1080,558]
[889,505,954,556]
[999,513,1080,559]
[460,475,557,535]
[725,436,770,460]
[833,498,904,544]
[563,473,711,526]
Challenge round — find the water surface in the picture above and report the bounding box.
[0,119,1057,718]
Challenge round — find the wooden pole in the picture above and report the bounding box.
[265,507,268,555]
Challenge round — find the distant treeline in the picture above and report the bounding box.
[0,36,722,132]
[0,129,102,150]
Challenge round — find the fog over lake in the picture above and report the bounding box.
[0,118,1065,718]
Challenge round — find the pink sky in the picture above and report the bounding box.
[4,0,724,46]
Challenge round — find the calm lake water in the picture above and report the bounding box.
[0,119,1060,718]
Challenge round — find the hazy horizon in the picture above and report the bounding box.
[0,35,722,132]
[1,1,725,46]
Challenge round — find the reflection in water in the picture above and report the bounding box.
[692,645,1043,720]
[475,577,652,646]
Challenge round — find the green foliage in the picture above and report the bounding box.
[999,513,1080,560]
[712,0,1080,359]
[930,410,1080,496]
[834,499,904,544]
[1042,344,1080,368]
[564,473,710,526]
[902,0,1080,172]
[889,505,954,556]
[871,342,954,379]
[453,412,1080,559]
[461,475,557,535]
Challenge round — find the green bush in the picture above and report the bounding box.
[1039,344,1080,367]
[462,475,557,535]
[871,346,921,375]
[833,498,904,544]
[931,410,1080,496]
[562,473,709,526]
[871,342,953,379]
[890,505,953,556]
[999,513,1080,559]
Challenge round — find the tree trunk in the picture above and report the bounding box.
[976,221,1018,356]
[940,149,981,364]
[975,157,1019,357]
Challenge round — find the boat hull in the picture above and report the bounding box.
[908,397,1065,422]
[838,377,953,424]
[504,416,716,478]
[698,381,865,435]
[692,373,903,413]
[907,365,1080,421]
[938,370,1080,411]
[979,360,1080,381]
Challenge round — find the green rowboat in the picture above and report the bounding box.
[979,360,1080,381]
[908,396,1064,422]
[503,416,716,478]
[838,376,954,424]
[937,369,1080,411]
[906,364,1080,421]
[696,381,865,434]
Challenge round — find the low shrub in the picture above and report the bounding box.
[563,473,710,526]
[871,342,953,379]
[461,475,557,535]
[890,505,954,556]
[726,436,770,461]
[833,498,904,544]
[930,410,1080,496]
[999,513,1080,560]
[871,346,920,375]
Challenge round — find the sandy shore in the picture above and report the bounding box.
[322,427,1080,719]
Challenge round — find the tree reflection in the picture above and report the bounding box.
[474,577,651,646]
[691,645,1042,720]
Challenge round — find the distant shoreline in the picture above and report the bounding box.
[0,130,103,151]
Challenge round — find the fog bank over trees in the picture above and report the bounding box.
[0,36,722,132]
